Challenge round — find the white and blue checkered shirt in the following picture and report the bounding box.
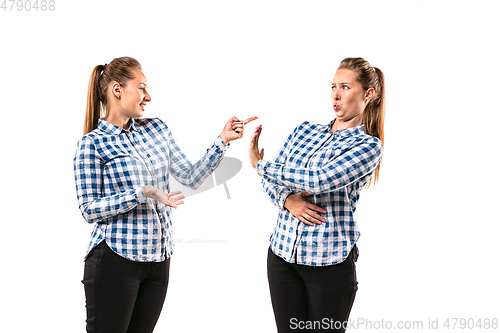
[257,120,383,266]
[74,118,229,262]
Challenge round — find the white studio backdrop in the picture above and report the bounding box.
[1,0,499,332]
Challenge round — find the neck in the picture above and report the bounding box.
[331,114,363,132]
[105,110,131,130]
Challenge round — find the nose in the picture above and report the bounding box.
[144,91,151,102]
[331,90,340,102]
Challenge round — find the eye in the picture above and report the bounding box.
[342,85,350,90]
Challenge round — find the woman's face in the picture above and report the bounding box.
[330,69,368,122]
[115,68,151,120]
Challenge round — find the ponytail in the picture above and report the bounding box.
[83,57,143,135]
[363,67,384,187]
[338,58,385,187]
[84,65,105,135]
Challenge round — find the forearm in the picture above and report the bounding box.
[78,187,147,224]
[256,141,382,194]
[170,136,228,189]
[257,160,365,194]
[261,177,292,209]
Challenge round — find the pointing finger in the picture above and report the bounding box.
[243,116,258,125]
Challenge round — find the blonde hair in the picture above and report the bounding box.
[84,57,142,135]
[338,57,385,187]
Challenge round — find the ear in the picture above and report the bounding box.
[364,87,375,103]
[111,82,122,99]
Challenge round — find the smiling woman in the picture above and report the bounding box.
[75,56,257,333]
[104,68,151,128]
[84,57,144,134]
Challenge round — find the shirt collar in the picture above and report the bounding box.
[98,118,140,135]
[322,119,365,138]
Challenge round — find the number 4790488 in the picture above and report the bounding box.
[1,0,55,11]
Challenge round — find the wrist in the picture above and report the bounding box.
[283,193,292,209]
[253,157,262,169]
[220,133,229,144]
[143,185,157,198]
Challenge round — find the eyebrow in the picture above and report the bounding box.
[331,82,351,88]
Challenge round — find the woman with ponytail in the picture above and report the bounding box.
[248,57,384,332]
[74,56,256,333]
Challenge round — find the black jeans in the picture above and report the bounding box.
[267,246,358,332]
[82,241,170,333]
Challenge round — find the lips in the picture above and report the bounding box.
[333,103,340,110]
[140,103,147,111]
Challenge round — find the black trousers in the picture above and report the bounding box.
[82,241,170,333]
[267,246,358,332]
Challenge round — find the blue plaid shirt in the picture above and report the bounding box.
[257,120,383,266]
[74,118,229,262]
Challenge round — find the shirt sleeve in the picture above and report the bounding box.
[165,124,229,190]
[256,137,383,195]
[73,136,147,224]
[261,179,293,209]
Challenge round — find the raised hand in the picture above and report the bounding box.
[143,185,185,208]
[220,116,258,144]
[248,124,264,169]
[284,191,327,226]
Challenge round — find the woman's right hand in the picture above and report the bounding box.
[143,185,185,208]
[220,116,258,144]
[284,192,326,226]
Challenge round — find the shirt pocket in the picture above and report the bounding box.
[307,148,335,168]
[102,155,150,193]
[135,135,170,180]
[148,148,169,179]
[307,144,351,169]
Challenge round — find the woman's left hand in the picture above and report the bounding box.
[220,116,258,144]
[284,192,326,226]
[249,124,264,169]
[143,185,185,208]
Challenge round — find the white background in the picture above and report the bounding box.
[1,0,499,332]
